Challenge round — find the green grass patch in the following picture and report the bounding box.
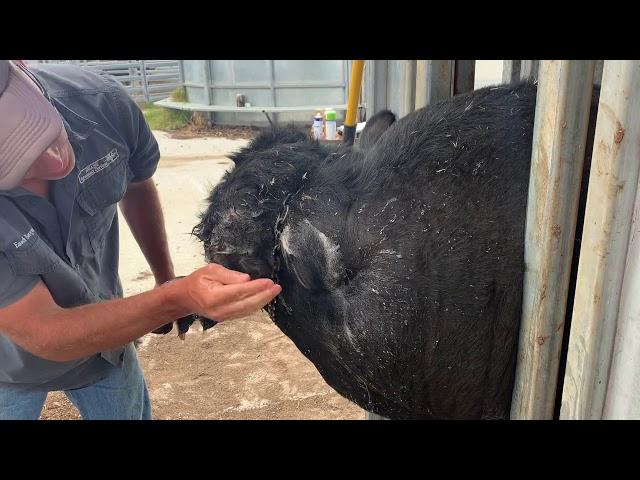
[169,86,188,102]
[139,101,192,131]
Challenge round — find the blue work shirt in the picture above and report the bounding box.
[0,63,160,391]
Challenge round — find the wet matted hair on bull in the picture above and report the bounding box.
[192,126,322,233]
[228,127,310,166]
[191,111,399,252]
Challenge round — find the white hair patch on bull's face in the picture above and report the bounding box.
[280,225,294,255]
[279,219,343,289]
[343,322,356,346]
[302,219,340,271]
[280,220,340,262]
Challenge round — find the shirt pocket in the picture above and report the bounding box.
[75,153,134,255]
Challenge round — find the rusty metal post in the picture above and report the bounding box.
[511,60,596,419]
[560,60,640,419]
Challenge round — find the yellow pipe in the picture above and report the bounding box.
[345,60,365,127]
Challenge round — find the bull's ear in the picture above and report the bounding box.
[359,110,396,154]
[229,127,308,165]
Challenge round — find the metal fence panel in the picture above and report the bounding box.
[27,60,182,103]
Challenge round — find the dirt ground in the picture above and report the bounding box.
[167,123,260,140]
[39,128,364,420]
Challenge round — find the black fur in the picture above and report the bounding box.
[192,81,598,419]
[358,109,396,152]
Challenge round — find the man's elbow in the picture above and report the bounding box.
[4,324,83,363]
[34,345,81,362]
[21,338,78,362]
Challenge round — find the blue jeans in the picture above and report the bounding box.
[0,343,152,420]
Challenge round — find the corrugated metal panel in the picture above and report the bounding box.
[181,60,349,126]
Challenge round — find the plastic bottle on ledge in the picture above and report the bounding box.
[325,109,337,140]
[312,112,323,140]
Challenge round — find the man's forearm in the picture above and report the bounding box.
[0,264,278,364]
[13,281,190,362]
[119,178,175,284]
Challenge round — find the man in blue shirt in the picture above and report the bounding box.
[0,59,281,419]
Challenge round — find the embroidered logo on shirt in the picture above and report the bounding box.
[13,227,36,249]
[78,148,119,184]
